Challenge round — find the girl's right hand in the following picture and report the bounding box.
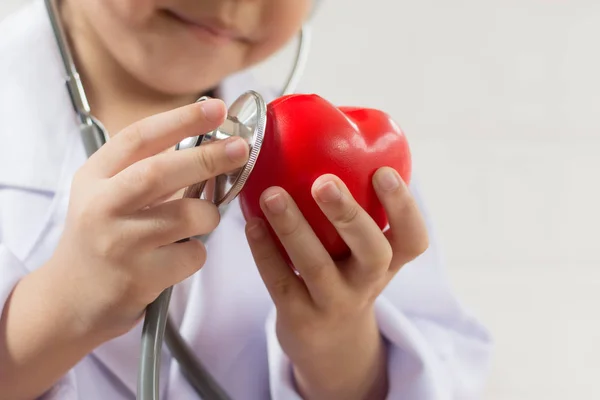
[48,99,249,341]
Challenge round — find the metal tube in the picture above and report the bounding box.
[45,1,312,397]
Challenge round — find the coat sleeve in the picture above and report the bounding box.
[0,185,80,399]
[263,177,493,400]
[0,244,80,399]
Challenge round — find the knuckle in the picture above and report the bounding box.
[70,198,108,234]
[149,214,170,235]
[279,223,299,238]
[88,221,129,260]
[194,147,219,176]
[271,275,295,298]
[116,270,139,298]
[119,166,145,193]
[327,296,361,320]
[140,162,162,188]
[71,201,96,224]
[411,234,430,258]
[203,204,221,232]
[334,203,360,227]
[277,213,302,238]
[122,123,146,152]
[126,161,163,195]
[177,105,196,128]
[398,237,429,265]
[365,284,386,305]
[184,240,207,270]
[94,231,121,259]
[128,273,159,307]
[400,224,430,262]
[304,263,329,283]
[72,168,88,187]
[190,200,220,233]
[284,309,322,340]
[255,249,281,270]
[374,245,394,268]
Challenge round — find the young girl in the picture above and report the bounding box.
[0,1,492,399]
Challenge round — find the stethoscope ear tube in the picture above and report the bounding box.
[138,287,174,400]
[165,310,232,399]
[138,282,233,400]
[45,0,311,396]
[79,117,109,157]
[281,25,312,96]
[136,89,270,400]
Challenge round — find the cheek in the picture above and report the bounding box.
[98,0,158,24]
[79,1,245,94]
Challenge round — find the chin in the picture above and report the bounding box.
[132,50,245,98]
[130,64,224,98]
[143,74,219,97]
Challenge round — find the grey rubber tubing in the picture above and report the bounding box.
[164,315,231,399]
[138,287,173,400]
[138,276,231,399]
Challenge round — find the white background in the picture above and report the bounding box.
[2,1,599,399]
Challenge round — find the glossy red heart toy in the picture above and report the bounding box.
[238,94,412,261]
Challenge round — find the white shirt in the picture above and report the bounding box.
[0,1,492,399]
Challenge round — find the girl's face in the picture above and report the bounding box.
[65,0,312,96]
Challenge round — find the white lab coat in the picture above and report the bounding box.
[0,1,492,399]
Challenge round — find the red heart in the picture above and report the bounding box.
[239,94,412,261]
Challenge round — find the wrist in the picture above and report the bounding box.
[44,252,140,343]
[0,261,107,399]
[291,311,389,400]
[26,260,107,348]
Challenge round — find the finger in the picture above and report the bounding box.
[85,99,227,178]
[131,198,220,248]
[245,218,309,308]
[260,187,342,305]
[149,239,207,290]
[372,167,429,274]
[311,174,393,278]
[108,136,249,213]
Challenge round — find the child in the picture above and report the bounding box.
[0,0,492,399]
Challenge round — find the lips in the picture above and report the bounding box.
[163,9,242,44]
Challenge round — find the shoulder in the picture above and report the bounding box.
[0,0,77,193]
[0,1,58,83]
[0,1,80,260]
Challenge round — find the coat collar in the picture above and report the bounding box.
[0,1,279,396]
[0,0,77,193]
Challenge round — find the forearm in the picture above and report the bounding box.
[0,263,102,400]
[292,314,389,400]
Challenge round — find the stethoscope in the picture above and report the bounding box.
[44,0,312,399]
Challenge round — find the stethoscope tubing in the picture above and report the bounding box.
[44,0,312,398]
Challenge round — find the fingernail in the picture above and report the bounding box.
[246,219,266,240]
[315,180,342,203]
[377,168,400,192]
[264,192,287,214]
[225,138,249,161]
[200,99,226,122]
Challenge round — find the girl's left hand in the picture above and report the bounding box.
[244,166,429,400]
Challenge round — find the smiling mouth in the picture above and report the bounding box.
[162,9,243,45]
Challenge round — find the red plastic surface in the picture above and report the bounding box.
[239,94,412,261]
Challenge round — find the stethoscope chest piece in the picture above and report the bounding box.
[176,90,267,209]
